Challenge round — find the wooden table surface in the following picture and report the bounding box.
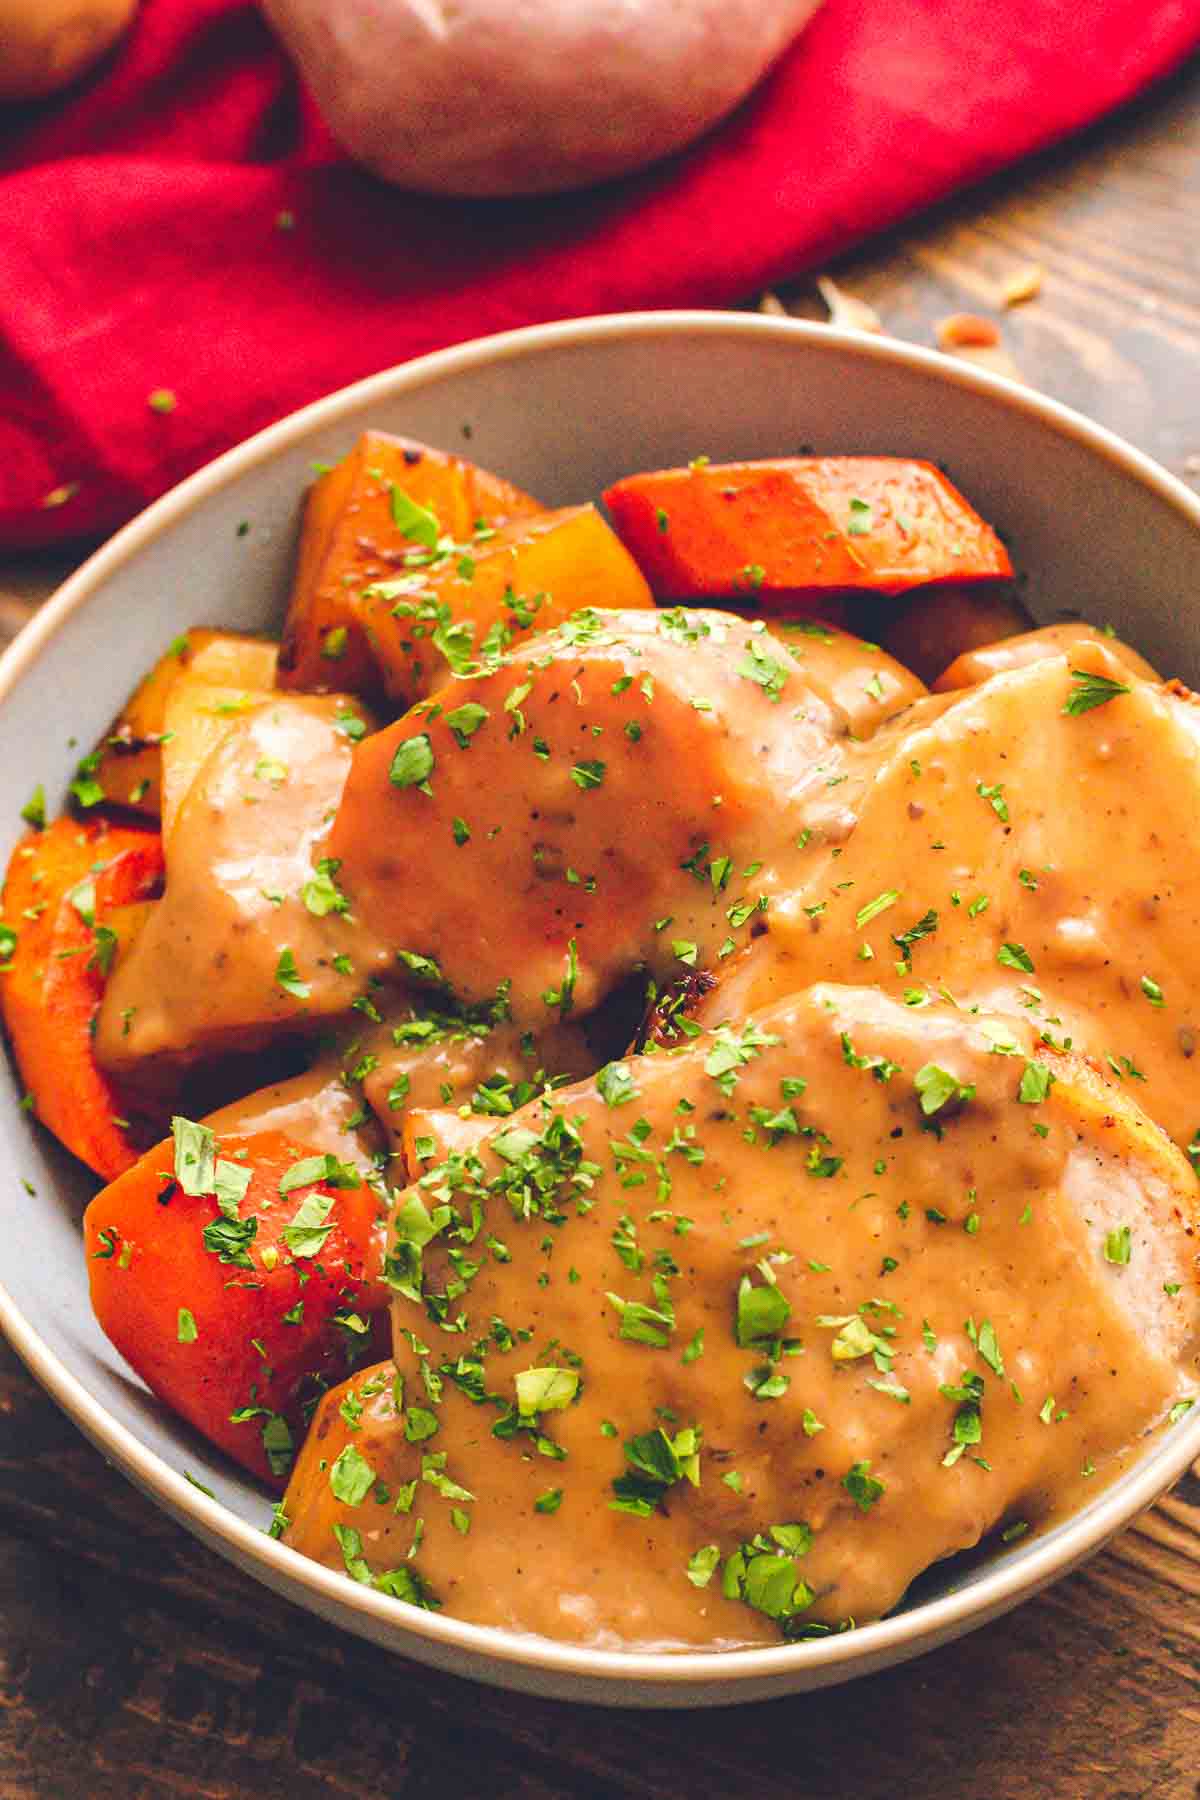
[2,54,1200,1800]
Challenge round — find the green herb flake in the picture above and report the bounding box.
[687,1544,721,1588]
[841,1460,885,1512]
[172,1116,216,1196]
[275,947,311,1000]
[282,1189,336,1259]
[1103,1224,1132,1266]
[445,702,489,748]
[329,1442,378,1506]
[856,890,900,930]
[1062,668,1132,715]
[1017,1061,1054,1105]
[389,733,435,790]
[390,486,440,549]
[571,759,606,791]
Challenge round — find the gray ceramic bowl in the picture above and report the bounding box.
[2,313,1199,1707]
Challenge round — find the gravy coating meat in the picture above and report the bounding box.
[7,444,1199,1657]
[282,983,1199,1647]
[689,643,1200,1152]
[328,608,847,1021]
[96,693,385,1071]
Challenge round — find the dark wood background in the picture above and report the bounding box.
[1,50,1199,1800]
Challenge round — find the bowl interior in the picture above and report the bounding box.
[3,315,1200,1705]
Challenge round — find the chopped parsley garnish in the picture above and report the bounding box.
[390,485,440,548]
[596,1061,638,1108]
[444,701,489,747]
[515,1367,579,1417]
[610,1425,700,1516]
[275,947,310,1000]
[891,908,938,967]
[914,1063,972,1116]
[1017,1061,1054,1105]
[389,733,435,790]
[856,889,900,930]
[1103,1224,1132,1266]
[841,1460,885,1511]
[735,1275,791,1347]
[329,1442,377,1506]
[1062,668,1131,715]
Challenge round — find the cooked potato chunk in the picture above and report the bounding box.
[90,629,279,819]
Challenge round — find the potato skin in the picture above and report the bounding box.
[259,0,823,195]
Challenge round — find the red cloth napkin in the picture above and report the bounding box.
[1,0,1198,550]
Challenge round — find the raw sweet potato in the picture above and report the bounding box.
[0,816,165,1177]
[85,1123,390,1487]
[603,457,1013,604]
[90,629,279,819]
[357,502,656,703]
[276,431,544,696]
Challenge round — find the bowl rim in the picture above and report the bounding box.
[3,307,1199,1695]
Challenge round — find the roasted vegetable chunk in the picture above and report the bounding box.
[90,629,279,819]
[277,431,543,695]
[604,458,1013,604]
[85,1123,389,1486]
[1,816,164,1177]
[357,503,655,704]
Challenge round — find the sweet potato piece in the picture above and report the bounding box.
[358,503,656,704]
[91,629,279,818]
[85,1124,390,1487]
[277,431,544,696]
[603,458,1013,604]
[0,817,165,1177]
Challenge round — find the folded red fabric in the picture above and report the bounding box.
[1,0,1197,549]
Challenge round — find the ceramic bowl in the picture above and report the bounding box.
[2,313,1199,1708]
